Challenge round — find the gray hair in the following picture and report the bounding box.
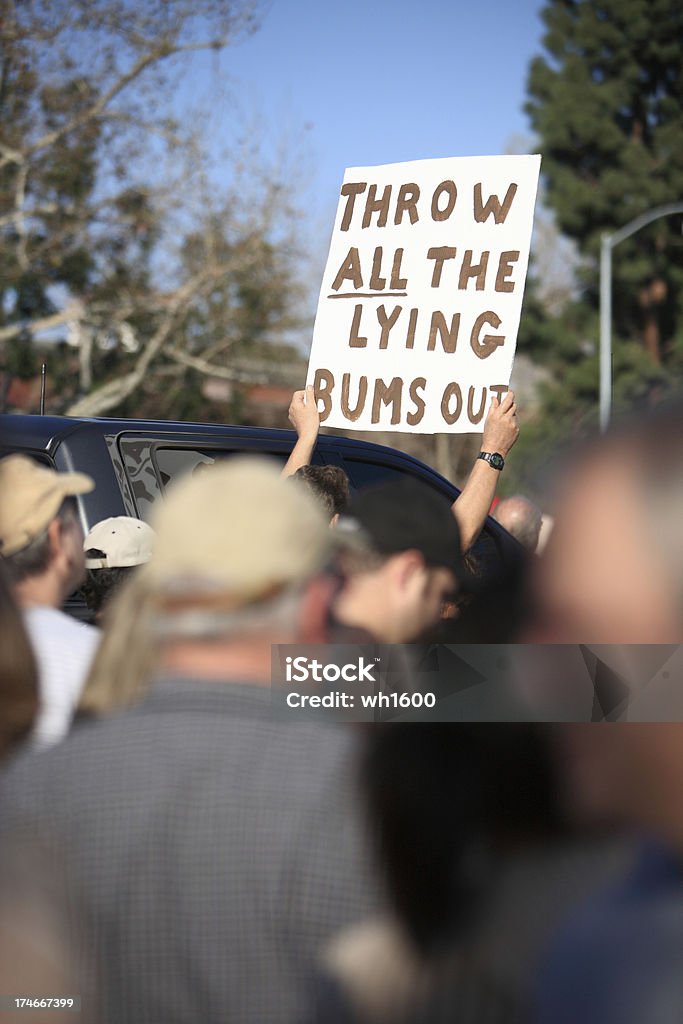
[2,497,78,584]
[150,583,306,643]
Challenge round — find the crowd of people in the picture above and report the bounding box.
[0,387,682,1023]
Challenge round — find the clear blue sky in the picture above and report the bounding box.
[180,0,547,303]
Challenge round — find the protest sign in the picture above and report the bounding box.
[306,154,540,433]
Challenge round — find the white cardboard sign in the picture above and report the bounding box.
[306,154,540,433]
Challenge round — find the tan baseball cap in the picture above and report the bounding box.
[0,454,94,557]
[144,457,333,610]
[84,517,155,569]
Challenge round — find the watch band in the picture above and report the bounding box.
[478,451,505,471]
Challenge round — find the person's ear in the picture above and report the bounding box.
[392,550,425,591]
[46,517,64,567]
[297,574,339,643]
[329,513,340,529]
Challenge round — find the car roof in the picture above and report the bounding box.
[0,413,436,464]
[0,413,463,493]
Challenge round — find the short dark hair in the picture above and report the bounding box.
[81,561,134,615]
[2,497,79,585]
[293,465,350,519]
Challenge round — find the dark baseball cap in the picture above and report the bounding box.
[337,477,464,579]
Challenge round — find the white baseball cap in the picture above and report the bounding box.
[84,517,155,569]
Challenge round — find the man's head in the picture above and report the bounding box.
[334,478,463,643]
[292,465,350,525]
[141,457,337,667]
[83,516,155,617]
[529,400,683,848]
[493,495,542,553]
[0,455,94,604]
[532,401,683,644]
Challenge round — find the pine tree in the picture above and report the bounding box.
[526,0,683,367]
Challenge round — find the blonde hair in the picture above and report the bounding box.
[78,571,159,717]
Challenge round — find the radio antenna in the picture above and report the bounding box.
[39,363,46,415]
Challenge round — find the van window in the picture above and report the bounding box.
[153,448,289,488]
[119,440,291,519]
[343,458,433,495]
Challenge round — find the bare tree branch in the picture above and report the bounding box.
[0,142,24,168]
[101,109,188,150]
[65,265,231,416]
[0,302,82,344]
[25,39,229,160]
[13,163,30,270]
[165,347,260,384]
[0,202,59,229]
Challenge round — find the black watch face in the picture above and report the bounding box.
[489,453,505,470]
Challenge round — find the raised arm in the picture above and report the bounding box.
[452,391,519,552]
[281,386,321,478]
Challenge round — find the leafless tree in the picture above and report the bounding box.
[1,0,308,417]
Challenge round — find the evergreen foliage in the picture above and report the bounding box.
[510,0,683,496]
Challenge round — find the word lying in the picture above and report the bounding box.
[344,305,508,357]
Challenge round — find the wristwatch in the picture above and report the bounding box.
[478,451,505,471]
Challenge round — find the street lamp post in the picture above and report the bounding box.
[599,201,683,431]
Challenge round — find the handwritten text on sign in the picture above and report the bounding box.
[306,155,541,433]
